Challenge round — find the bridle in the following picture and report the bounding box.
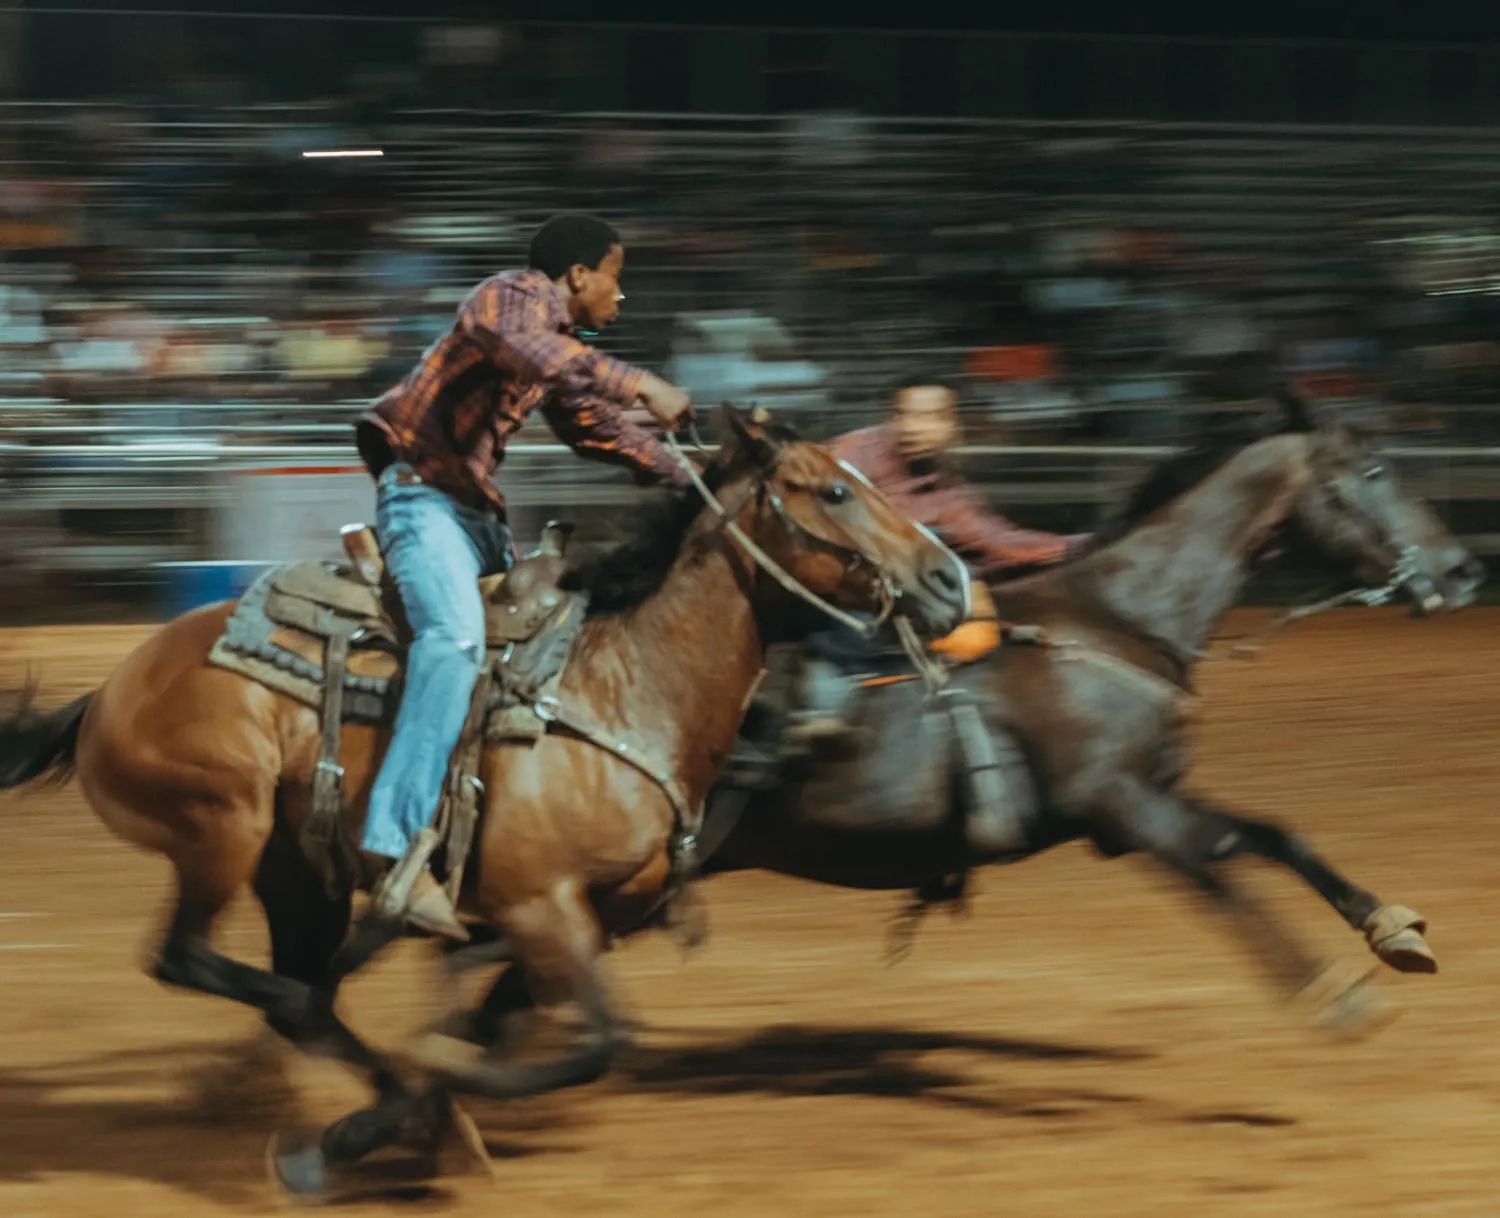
[665,427,902,637]
[1307,447,1442,613]
[1223,443,1442,657]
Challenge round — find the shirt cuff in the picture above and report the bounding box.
[653,449,692,488]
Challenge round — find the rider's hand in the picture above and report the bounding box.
[636,372,693,431]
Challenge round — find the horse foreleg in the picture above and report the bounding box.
[412,880,632,1100]
[269,1085,494,1201]
[1099,778,1392,1038]
[1179,795,1436,974]
[429,958,536,1050]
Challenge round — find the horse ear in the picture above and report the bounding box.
[1273,382,1328,433]
[721,403,784,469]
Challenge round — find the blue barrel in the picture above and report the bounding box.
[156,561,275,619]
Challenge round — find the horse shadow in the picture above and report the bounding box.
[607,1023,1159,1120]
[604,1022,1295,1131]
[0,1040,547,1209]
[0,1043,288,1206]
[0,1025,1293,1205]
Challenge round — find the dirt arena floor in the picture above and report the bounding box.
[0,608,1498,1217]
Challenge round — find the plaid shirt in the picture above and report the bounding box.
[831,424,1084,570]
[356,268,684,514]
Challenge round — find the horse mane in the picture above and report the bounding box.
[1088,436,1255,547]
[558,417,799,615]
[1087,397,1314,548]
[557,467,727,614]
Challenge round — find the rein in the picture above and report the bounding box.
[667,426,953,700]
[1215,545,1428,660]
[664,427,896,637]
[518,423,911,941]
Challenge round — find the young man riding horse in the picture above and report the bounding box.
[788,373,1088,747]
[354,213,695,941]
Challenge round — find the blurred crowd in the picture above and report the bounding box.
[4,96,1500,447]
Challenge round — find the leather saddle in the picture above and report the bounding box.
[207,519,589,900]
[265,521,574,651]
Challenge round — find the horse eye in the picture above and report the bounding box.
[820,482,851,505]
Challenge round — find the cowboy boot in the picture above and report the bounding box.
[783,656,864,758]
[406,872,470,942]
[372,829,469,942]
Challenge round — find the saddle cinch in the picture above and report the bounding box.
[207,521,589,899]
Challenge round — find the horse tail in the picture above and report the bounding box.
[0,686,91,790]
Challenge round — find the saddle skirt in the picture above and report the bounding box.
[208,520,586,741]
[206,519,590,896]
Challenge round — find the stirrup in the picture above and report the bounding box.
[784,714,854,742]
[372,827,442,920]
[784,714,864,761]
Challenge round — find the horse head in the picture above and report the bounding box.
[713,405,969,640]
[1277,389,1484,614]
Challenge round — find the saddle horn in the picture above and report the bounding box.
[340,523,385,586]
[535,520,575,559]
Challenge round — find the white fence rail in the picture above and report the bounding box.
[6,441,1500,584]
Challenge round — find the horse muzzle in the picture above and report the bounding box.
[901,552,970,638]
[1399,553,1485,616]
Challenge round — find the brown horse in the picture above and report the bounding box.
[446,391,1484,1056]
[0,407,968,1193]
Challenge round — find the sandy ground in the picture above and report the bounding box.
[0,608,1497,1217]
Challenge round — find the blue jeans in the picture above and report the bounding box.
[362,464,513,860]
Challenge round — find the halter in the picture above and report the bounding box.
[1221,549,1426,660]
[665,427,899,637]
[1221,442,1440,658]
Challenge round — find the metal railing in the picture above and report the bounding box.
[6,437,1500,585]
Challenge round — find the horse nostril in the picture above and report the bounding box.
[925,562,961,598]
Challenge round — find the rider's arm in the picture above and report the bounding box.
[927,482,1078,569]
[541,393,689,488]
[458,278,648,406]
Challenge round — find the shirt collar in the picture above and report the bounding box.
[508,267,574,334]
[876,423,953,487]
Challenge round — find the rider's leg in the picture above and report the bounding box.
[785,618,872,747]
[363,466,508,940]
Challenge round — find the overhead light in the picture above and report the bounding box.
[301,149,384,160]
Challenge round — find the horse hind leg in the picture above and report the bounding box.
[1182,796,1437,975]
[252,816,409,1099]
[148,795,405,1103]
[152,830,301,1124]
[150,803,308,1024]
[253,818,490,1199]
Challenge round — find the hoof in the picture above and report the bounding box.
[267,1128,332,1205]
[396,1091,495,1183]
[1364,905,1437,974]
[1298,961,1396,1041]
[438,1100,496,1182]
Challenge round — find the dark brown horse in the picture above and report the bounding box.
[0,407,969,1194]
[447,392,1483,1055]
